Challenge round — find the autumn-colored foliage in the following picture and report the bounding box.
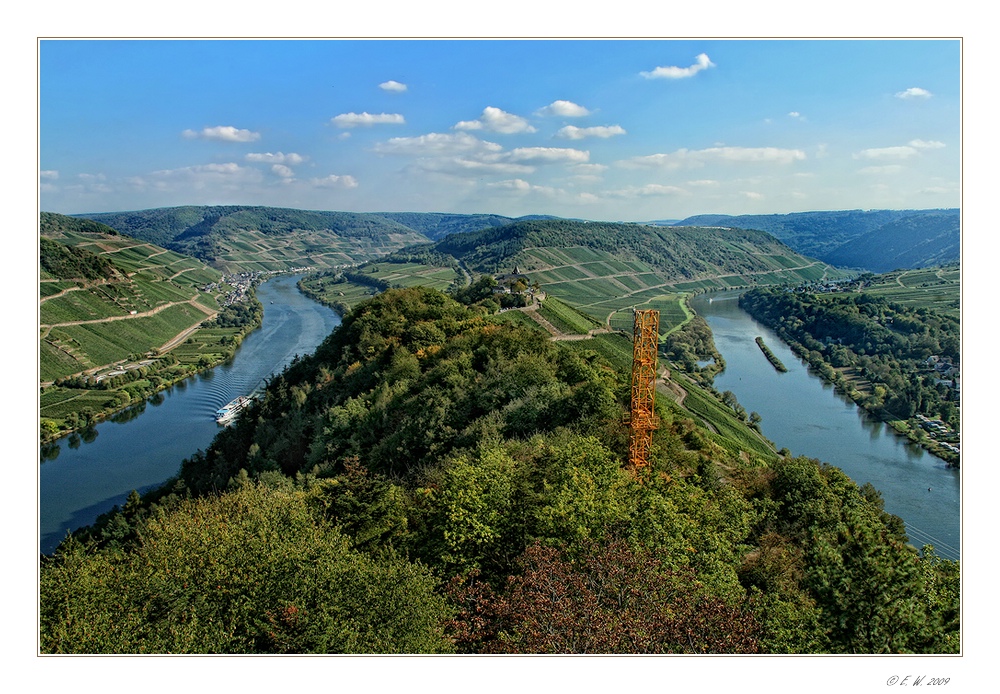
[446,540,761,654]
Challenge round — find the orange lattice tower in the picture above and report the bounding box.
[629,309,660,471]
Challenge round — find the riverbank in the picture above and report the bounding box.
[690,290,959,561]
[40,287,266,446]
[781,337,960,468]
[40,275,343,554]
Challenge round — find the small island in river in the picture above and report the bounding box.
[755,336,788,372]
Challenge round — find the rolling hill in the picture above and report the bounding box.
[78,206,433,274]
[303,218,849,334]
[674,209,959,272]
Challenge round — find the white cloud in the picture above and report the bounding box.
[621,146,806,168]
[854,140,946,159]
[572,163,607,174]
[379,80,407,92]
[128,163,263,193]
[489,178,533,192]
[331,112,405,128]
[271,164,295,178]
[374,132,503,157]
[412,157,534,177]
[536,100,591,117]
[557,125,627,140]
[246,152,307,165]
[374,134,587,181]
[609,184,690,198]
[454,107,537,134]
[896,87,932,100]
[310,174,359,188]
[40,170,59,180]
[741,191,764,200]
[854,146,919,160]
[182,126,261,142]
[640,53,715,79]
[859,165,904,175]
[506,147,590,164]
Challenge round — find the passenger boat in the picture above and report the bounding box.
[215,395,251,425]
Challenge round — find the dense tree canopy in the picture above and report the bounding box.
[41,286,960,654]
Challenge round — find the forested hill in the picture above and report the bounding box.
[674,209,959,272]
[40,213,124,282]
[432,218,823,279]
[41,286,960,654]
[373,212,516,240]
[77,206,432,273]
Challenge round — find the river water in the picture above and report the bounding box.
[38,275,342,554]
[689,291,960,560]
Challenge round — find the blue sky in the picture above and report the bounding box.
[40,38,960,221]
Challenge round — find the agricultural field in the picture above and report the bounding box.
[859,265,960,319]
[41,303,209,380]
[363,262,461,291]
[39,388,120,421]
[202,229,428,274]
[561,332,635,374]
[537,296,603,335]
[674,376,777,463]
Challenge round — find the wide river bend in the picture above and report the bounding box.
[39,275,341,554]
[690,291,960,561]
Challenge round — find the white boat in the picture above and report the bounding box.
[215,395,251,424]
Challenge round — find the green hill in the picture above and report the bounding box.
[39,213,262,440]
[41,286,959,654]
[349,218,848,331]
[823,211,960,272]
[675,209,960,272]
[78,206,433,274]
[374,211,515,240]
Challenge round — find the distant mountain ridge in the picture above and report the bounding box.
[77,206,432,273]
[424,217,835,285]
[674,209,959,272]
[73,205,959,275]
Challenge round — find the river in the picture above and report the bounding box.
[39,275,342,555]
[689,291,960,561]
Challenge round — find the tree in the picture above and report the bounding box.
[446,539,761,654]
[40,483,452,653]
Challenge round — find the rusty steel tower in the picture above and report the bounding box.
[629,309,660,471]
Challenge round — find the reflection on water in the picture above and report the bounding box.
[690,290,960,561]
[39,275,341,555]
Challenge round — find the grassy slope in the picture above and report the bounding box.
[41,217,228,381]
[79,206,433,274]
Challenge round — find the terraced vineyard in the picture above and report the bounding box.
[857,264,960,319]
[40,223,227,382]
[39,213,275,440]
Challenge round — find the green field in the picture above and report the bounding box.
[42,304,207,379]
[860,265,960,319]
[537,296,603,335]
[677,378,777,463]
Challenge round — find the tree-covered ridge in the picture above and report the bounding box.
[40,236,123,282]
[42,287,959,654]
[433,218,820,278]
[739,286,960,463]
[77,206,432,273]
[40,210,120,238]
[675,208,960,272]
[374,211,515,240]
[824,210,960,272]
